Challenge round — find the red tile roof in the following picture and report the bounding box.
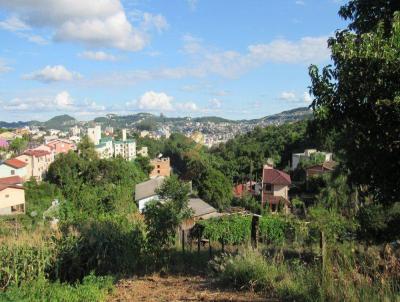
[263,168,291,185]
[0,176,23,185]
[0,184,24,192]
[4,158,27,169]
[23,149,51,157]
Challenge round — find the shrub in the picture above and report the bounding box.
[55,214,146,282]
[0,274,113,302]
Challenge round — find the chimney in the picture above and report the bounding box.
[122,129,127,142]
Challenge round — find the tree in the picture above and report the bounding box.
[9,137,28,155]
[143,176,191,258]
[77,136,98,161]
[309,4,400,204]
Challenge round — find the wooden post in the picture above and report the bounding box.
[209,241,212,258]
[320,230,326,273]
[221,241,225,253]
[251,214,260,250]
[182,229,185,254]
[197,231,201,254]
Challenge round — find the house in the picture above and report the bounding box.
[0,131,17,141]
[291,149,333,170]
[149,157,171,178]
[233,181,261,198]
[262,164,291,212]
[16,149,54,181]
[0,158,28,180]
[135,176,166,212]
[0,177,25,215]
[181,198,221,230]
[46,139,76,155]
[306,161,338,179]
[0,138,9,149]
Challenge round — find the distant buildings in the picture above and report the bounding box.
[149,157,171,178]
[89,126,137,161]
[291,149,333,170]
[306,161,338,179]
[16,149,54,181]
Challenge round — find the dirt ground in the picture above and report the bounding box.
[108,274,276,302]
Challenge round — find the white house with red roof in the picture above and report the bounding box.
[262,164,291,212]
[0,158,28,180]
[0,176,25,215]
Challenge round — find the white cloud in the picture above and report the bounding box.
[54,91,74,108]
[0,0,167,51]
[303,92,313,104]
[0,15,30,31]
[176,102,198,112]
[0,59,12,73]
[23,65,82,83]
[1,91,108,114]
[136,91,174,111]
[79,51,117,61]
[279,91,297,102]
[141,12,169,33]
[278,91,313,104]
[295,0,305,5]
[27,34,48,45]
[187,0,198,11]
[86,34,330,86]
[209,98,222,108]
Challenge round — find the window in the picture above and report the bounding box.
[264,184,273,192]
[5,194,9,198]
[157,170,160,174]
[157,165,160,168]
[11,170,15,175]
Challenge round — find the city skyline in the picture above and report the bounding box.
[0,0,346,122]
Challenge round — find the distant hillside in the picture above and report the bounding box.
[42,115,77,130]
[0,107,312,130]
[249,107,313,124]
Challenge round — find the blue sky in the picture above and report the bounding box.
[0,0,347,122]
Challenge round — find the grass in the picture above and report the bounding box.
[0,274,114,302]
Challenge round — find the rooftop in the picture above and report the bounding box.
[3,158,27,169]
[135,177,165,201]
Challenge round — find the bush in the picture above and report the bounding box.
[0,274,113,302]
[55,214,146,282]
[209,250,276,292]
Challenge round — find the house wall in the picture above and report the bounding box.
[0,187,25,215]
[16,154,53,181]
[0,164,27,179]
[273,184,289,200]
[150,158,171,178]
[138,195,159,212]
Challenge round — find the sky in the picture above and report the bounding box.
[0,0,347,122]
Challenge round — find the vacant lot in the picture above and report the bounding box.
[108,274,275,302]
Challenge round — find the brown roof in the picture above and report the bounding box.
[307,160,338,171]
[3,158,27,169]
[24,149,50,157]
[0,176,23,185]
[0,184,24,192]
[263,168,291,185]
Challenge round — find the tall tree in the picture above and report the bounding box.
[309,3,400,204]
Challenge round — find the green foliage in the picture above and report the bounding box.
[0,274,113,302]
[9,137,28,155]
[24,179,62,223]
[77,136,98,161]
[135,155,153,175]
[144,176,191,259]
[0,239,56,288]
[232,193,261,214]
[259,215,288,245]
[198,215,251,245]
[298,152,326,169]
[55,214,146,282]
[309,4,400,204]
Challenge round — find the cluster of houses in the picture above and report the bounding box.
[233,149,337,213]
[0,137,76,216]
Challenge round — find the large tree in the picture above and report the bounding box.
[309,2,400,204]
